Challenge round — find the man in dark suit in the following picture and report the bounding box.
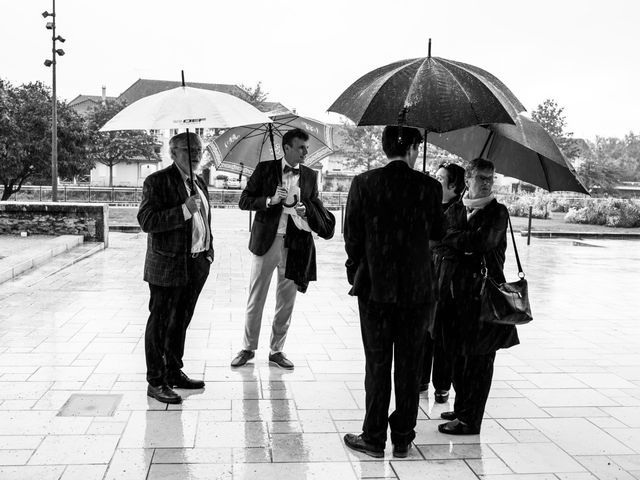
[231,128,333,370]
[138,132,213,404]
[343,126,444,458]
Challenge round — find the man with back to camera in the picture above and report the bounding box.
[343,125,444,458]
[138,132,213,404]
[231,128,334,370]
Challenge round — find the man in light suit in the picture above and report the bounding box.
[343,126,444,458]
[138,132,213,404]
[231,128,333,370]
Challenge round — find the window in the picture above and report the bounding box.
[195,128,204,136]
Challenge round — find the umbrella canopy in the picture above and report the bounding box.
[428,114,589,194]
[100,86,272,131]
[207,113,334,176]
[328,55,524,133]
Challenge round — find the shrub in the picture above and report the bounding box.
[565,199,640,228]
[547,197,586,213]
[504,195,549,219]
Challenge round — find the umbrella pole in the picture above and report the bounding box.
[422,131,428,173]
[186,128,195,195]
[268,123,278,162]
[181,70,195,195]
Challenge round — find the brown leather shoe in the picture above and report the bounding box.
[231,350,255,367]
[268,352,294,370]
[168,371,205,389]
[344,433,384,458]
[147,384,182,404]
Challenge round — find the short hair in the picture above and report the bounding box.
[381,126,423,158]
[465,158,495,180]
[438,162,466,195]
[282,128,309,150]
[169,131,202,150]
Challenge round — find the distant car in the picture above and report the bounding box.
[224,179,241,189]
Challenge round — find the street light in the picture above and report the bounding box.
[43,1,64,202]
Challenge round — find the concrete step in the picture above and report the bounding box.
[1,241,104,289]
[0,235,85,284]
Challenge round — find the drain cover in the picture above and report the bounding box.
[57,394,123,417]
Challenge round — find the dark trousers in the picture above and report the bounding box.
[452,352,496,431]
[145,254,210,387]
[358,298,430,448]
[421,334,452,390]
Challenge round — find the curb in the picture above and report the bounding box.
[520,231,640,240]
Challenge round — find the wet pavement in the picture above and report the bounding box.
[0,209,639,479]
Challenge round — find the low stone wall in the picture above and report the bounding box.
[0,202,109,246]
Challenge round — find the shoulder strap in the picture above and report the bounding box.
[507,212,525,278]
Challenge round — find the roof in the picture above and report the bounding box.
[118,79,247,105]
[258,102,292,114]
[68,94,116,107]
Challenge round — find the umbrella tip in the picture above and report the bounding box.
[181,70,185,87]
[428,38,432,58]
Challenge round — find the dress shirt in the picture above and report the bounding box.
[180,176,211,253]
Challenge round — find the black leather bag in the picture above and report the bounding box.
[479,214,533,325]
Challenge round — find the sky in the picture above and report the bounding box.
[1,0,638,140]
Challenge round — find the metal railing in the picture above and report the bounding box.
[4,185,352,207]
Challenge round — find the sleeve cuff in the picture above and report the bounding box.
[182,204,193,220]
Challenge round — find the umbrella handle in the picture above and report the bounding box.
[283,194,298,208]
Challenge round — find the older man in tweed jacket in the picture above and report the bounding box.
[138,132,214,404]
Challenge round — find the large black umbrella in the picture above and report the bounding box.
[428,113,589,194]
[328,43,523,133]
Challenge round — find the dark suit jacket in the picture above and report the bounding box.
[138,164,214,287]
[344,160,444,306]
[238,159,321,256]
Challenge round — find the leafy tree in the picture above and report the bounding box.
[531,99,581,159]
[0,80,91,200]
[578,137,623,194]
[238,81,268,110]
[336,123,386,171]
[85,99,160,187]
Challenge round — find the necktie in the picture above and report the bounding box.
[284,165,299,175]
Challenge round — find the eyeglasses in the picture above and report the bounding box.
[173,146,203,154]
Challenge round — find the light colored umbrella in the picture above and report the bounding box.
[428,114,589,194]
[99,86,271,131]
[207,113,334,176]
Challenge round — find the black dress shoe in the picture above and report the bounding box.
[392,443,411,458]
[147,384,182,404]
[231,350,255,367]
[268,352,294,370]
[438,419,479,435]
[344,433,384,458]
[168,371,205,389]
[440,410,457,421]
[434,389,449,403]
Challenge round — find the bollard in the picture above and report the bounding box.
[527,206,533,246]
[249,210,252,231]
[341,204,344,233]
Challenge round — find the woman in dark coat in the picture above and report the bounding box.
[437,158,519,435]
[421,162,466,403]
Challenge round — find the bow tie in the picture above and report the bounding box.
[284,165,300,175]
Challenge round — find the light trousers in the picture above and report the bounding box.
[243,235,297,353]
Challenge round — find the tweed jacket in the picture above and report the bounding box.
[138,163,214,287]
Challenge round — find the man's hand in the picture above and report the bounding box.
[269,185,288,205]
[294,202,306,218]
[184,194,202,215]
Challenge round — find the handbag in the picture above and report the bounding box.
[479,214,533,325]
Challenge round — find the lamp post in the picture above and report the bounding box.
[43,1,65,202]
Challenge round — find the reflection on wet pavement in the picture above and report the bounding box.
[0,210,639,479]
